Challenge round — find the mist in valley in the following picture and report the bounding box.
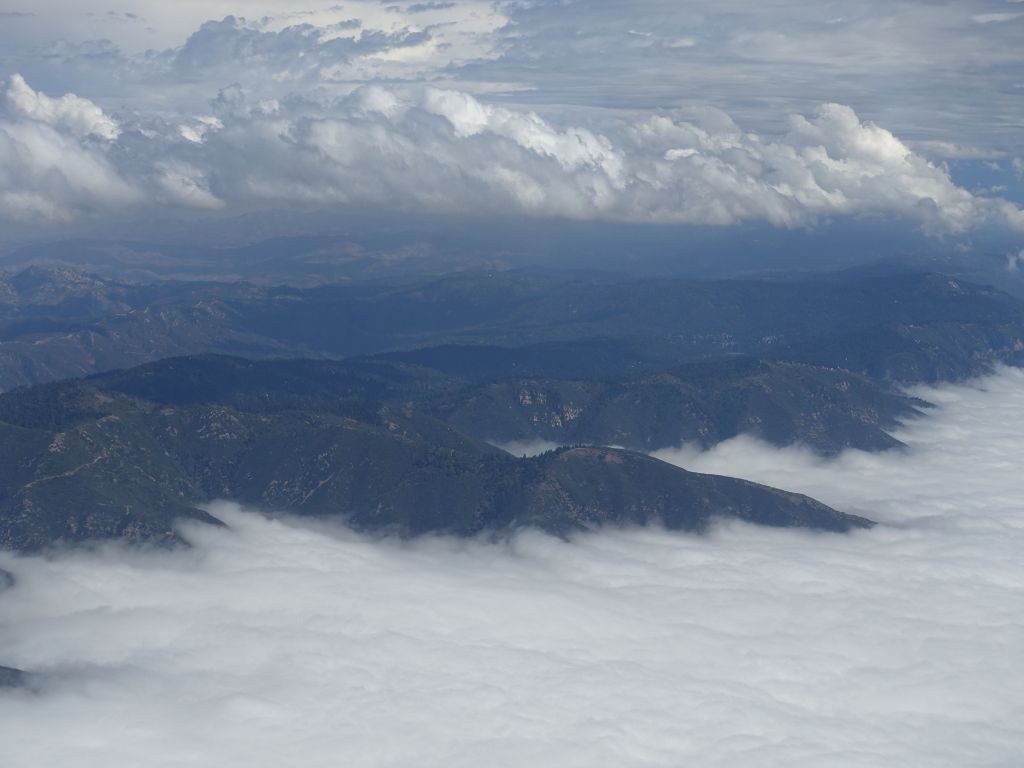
[1,370,1022,767]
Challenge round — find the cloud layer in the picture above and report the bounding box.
[2,73,1022,234]
[2,369,1023,766]
[0,1,1023,238]
[0,78,138,222]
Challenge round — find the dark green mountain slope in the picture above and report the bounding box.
[0,377,870,552]
[422,358,926,454]
[80,354,922,454]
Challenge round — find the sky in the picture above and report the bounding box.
[0,0,1023,254]
[2,367,1023,766]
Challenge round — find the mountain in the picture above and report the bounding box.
[0,267,284,390]
[419,358,927,455]
[7,229,1024,298]
[1,268,1023,392]
[0,373,871,552]
[84,354,924,455]
[3,265,1020,552]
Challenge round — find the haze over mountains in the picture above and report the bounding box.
[6,259,1021,767]
[2,264,1023,391]
[3,263,1024,551]
[3,1,1024,765]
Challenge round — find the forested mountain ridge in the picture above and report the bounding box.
[80,354,926,455]
[0,375,870,552]
[2,266,1020,551]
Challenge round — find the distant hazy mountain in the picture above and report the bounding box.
[4,226,1023,296]
[1,267,1023,392]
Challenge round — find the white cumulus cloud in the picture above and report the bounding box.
[0,115,139,223]
[155,161,224,210]
[5,74,120,141]
[1,75,1023,236]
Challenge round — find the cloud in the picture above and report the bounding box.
[0,76,139,223]
[970,11,1023,23]
[0,76,216,223]
[0,109,139,223]
[4,1,1022,158]
[0,2,1019,240]
[489,438,563,457]
[407,2,455,12]
[223,87,999,229]
[911,140,1005,160]
[2,368,1024,766]
[2,75,1022,234]
[154,160,224,209]
[171,15,434,84]
[625,102,1012,231]
[5,74,120,140]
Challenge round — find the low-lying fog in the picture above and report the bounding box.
[2,370,1023,767]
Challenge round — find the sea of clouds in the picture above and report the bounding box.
[1,368,1023,766]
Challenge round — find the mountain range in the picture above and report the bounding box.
[0,366,870,552]
[2,267,1023,393]
[1,264,1022,552]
